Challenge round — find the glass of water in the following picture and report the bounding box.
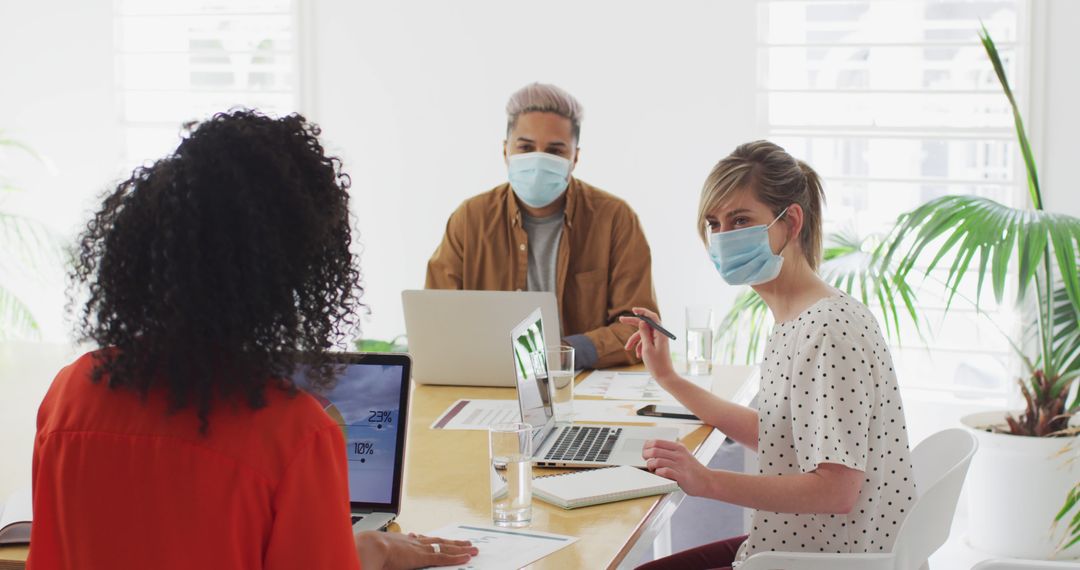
[685,306,713,375]
[489,422,533,527]
[537,347,575,425]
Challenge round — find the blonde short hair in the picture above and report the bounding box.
[505,82,584,143]
[697,140,826,270]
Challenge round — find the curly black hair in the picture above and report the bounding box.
[71,109,363,432]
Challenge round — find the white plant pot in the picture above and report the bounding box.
[961,410,1080,560]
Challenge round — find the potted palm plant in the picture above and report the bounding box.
[879,27,1079,559]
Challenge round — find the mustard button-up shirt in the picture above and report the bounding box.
[425,178,659,368]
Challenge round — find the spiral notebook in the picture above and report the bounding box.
[532,465,680,509]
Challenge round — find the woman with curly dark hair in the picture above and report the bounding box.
[27,110,476,570]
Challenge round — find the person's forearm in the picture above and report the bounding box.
[424,259,462,289]
[355,531,387,569]
[563,334,599,369]
[582,324,640,368]
[705,469,856,515]
[656,373,759,450]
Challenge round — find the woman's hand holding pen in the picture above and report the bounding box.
[620,307,677,384]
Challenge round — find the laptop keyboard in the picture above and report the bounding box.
[545,426,622,463]
[351,515,365,524]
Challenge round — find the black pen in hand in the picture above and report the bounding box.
[626,313,677,341]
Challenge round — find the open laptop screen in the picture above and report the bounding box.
[511,309,553,439]
[294,353,410,511]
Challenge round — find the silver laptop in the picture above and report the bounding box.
[294,353,411,531]
[402,289,561,386]
[511,309,679,468]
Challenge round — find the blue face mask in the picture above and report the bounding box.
[708,207,790,286]
[507,152,571,208]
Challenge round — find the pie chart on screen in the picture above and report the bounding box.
[309,393,348,441]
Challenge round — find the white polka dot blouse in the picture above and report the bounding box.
[733,293,917,567]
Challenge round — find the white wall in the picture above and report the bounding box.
[0,0,122,340]
[306,0,758,347]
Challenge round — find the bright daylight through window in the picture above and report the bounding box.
[115,0,299,171]
[758,0,1025,398]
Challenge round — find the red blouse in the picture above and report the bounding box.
[28,351,361,570]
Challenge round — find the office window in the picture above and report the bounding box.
[758,0,1026,395]
[114,0,300,169]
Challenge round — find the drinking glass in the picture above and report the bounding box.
[685,306,714,375]
[489,422,532,527]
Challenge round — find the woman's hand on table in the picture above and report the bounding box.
[642,439,714,498]
[356,530,477,569]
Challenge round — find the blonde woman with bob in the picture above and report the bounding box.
[622,141,916,570]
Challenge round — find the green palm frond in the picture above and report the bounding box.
[820,228,925,343]
[1016,283,1080,406]
[717,228,924,364]
[979,23,1041,209]
[0,133,63,340]
[717,287,773,365]
[1055,483,1080,552]
[0,211,66,275]
[1049,286,1080,404]
[0,133,44,162]
[881,195,1080,318]
[0,132,46,192]
[0,284,39,339]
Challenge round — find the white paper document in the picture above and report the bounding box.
[578,371,714,402]
[420,523,577,569]
[431,399,521,430]
[575,370,619,397]
[429,397,701,430]
[603,372,675,401]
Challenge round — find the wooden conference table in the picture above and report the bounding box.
[0,365,757,570]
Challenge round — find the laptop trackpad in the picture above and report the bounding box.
[611,438,648,468]
[619,438,647,453]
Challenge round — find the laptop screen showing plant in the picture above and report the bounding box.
[511,309,554,440]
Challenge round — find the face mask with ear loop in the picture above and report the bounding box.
[507,152,572,208]
[707,207,791,286]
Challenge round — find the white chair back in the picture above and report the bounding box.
[738,428,978,570]
[892,428,978,569]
